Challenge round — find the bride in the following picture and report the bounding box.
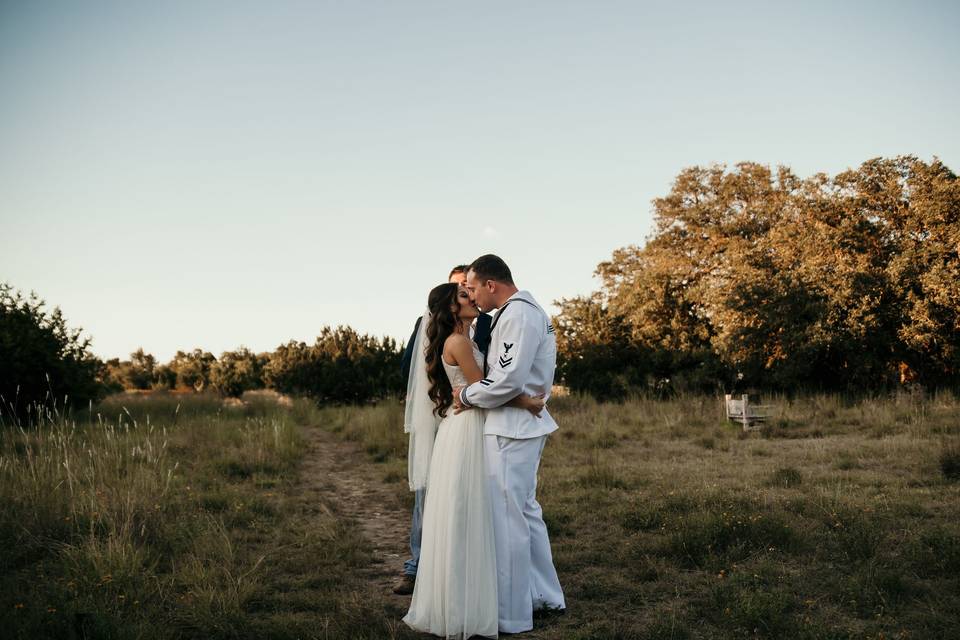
[403,283,544,639]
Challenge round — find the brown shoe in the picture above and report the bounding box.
[392,574,415,595]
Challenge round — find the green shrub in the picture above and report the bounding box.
[210,347,267,397]
[264,326,403,405]
[0,283,106,424]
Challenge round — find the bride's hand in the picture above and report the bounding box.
[522,393,546,418]
[452,386,471,414]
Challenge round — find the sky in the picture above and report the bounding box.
[2,1,958,362]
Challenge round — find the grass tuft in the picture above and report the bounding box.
[939,439,960,480]
[665,505,800,568]
[767,466,803,487]
[708,573,797,637]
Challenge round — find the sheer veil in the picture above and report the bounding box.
[405,310,441,491]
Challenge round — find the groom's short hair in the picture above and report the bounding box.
[469,254,514,285]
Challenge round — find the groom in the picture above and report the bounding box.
[455,254,565,634]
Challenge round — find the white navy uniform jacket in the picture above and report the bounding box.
[459,290,559,440]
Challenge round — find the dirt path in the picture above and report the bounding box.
[299,424,411,604]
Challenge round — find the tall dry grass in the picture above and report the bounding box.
[0,392,309,639]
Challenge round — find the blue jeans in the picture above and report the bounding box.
[403,488,426,576]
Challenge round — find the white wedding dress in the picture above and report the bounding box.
[403,346,498,639]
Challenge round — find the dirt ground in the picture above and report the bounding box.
[300,425,412,607]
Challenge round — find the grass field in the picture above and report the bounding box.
[0,392,403,639]
[318,391,960,640]
[2,390,959,639]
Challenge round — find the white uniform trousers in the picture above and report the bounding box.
[484,434,565,633]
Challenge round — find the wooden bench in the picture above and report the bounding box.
[725,394,771,431]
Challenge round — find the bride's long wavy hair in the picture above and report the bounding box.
[424,282,462,418]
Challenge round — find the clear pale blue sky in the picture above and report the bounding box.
[2,1,958,362]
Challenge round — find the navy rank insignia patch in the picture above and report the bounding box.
[499,342,514,368]
[547,323,555,334]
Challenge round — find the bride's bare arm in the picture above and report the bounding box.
[445,335,483,383]
[446,336,544,417]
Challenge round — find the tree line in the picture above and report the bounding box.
[1,281,403,422]
[554,156,960,399]
[101,328,403,405]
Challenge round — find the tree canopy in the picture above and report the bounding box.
[555,157,960,397]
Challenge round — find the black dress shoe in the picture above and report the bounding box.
[392,574,416,595]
